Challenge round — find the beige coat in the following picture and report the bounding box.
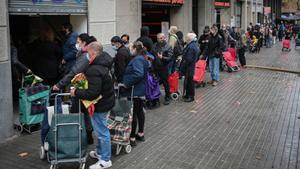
[168,33,178,49]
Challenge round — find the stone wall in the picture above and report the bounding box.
[0,0,13,143]
[88,0,116,45]
[170,0,193,38]
[116,0,141,42]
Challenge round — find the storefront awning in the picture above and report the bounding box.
[143,0,184,6]
[9,0,87,15]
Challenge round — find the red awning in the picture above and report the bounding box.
[143,0,184,5]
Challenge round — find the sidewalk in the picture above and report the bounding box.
[1,42,300,169]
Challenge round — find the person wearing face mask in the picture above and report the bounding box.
[111,36,131,83]
[53,33,97,91]
[152,33,173,105]
[61,23,78,71]
[123,41,149,146]
[204,26,223,87]
[53,33,98,145]
[70,41,115,169]
[121,34,132,48]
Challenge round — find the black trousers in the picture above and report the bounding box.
[238,48,246,66]
[184,75,195,98]
[130,98,145,138]
[157,70,170,99]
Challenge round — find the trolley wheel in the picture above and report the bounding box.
[125,145,132,154]
[170,93,179,101]
[79,163,86,169]
[202,83,206,87]
[17,125,24,133]
[40,146,46,160]
[282,48,284,51]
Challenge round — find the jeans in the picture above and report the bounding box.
[266,37,272,48]
[130,98,145,138]
[209,57,220,81]
[91,112,111,161]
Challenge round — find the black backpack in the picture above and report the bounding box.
[171,35,183,58]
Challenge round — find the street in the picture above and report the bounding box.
[1,42,300,169]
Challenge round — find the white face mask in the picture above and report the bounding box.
[112,45,118,51]
[75,43,81,51]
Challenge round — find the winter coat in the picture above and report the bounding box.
[63,31,78,70]
[114,45,131,83]
[168,33,178,49]
[75,52,115,113]
[152,41,173,73]
[181,41,200,77]
[219,29,229,50]
[123,55,149,97]
[205,33,223,58]
[56,50,112,89]
[198,34,210,55]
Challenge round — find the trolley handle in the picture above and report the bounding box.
[117,83,134,102]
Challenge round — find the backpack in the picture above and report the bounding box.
[170,35,183,58]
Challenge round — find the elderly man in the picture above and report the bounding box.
[152,33,173,105]
[71,41,115,169]
[181,33,200,102]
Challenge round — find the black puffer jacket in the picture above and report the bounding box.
[114,45,131,83]
[75,52,115,113]
[204,33,223,58]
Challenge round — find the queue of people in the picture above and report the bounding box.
[11,21,281,169]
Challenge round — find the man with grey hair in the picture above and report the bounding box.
[70,41,115,169]
[181,32,200,102]
[152,33,173,105]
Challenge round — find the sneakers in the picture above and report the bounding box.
[163,98,171,105]
[89,150,100,159]
[136,134,145,142]
[130,139,137,146]
[212,81,218,86]
[89,160,112,169]
[207,80,214,84]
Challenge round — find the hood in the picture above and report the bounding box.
[176,31,183,40]
[92,51,113,69]
[141,26,150,37]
